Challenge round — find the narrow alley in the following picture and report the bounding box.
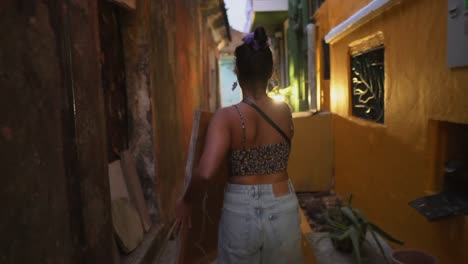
[1,0,468,264]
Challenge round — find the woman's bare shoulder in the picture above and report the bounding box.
[215,105,236,118]
[271,101,293,116]
[210,105,237,126]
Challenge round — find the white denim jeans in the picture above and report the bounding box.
[217,180,303,264]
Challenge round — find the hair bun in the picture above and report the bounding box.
[253,26,268,47]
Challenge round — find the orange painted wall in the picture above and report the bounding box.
[315,0,372,111]
[325,0,468,262]
[325,0,372,29]
[289,113,333,192]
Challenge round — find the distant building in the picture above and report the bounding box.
[219,28,244,107]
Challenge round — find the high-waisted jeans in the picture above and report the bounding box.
[217,180,303,264]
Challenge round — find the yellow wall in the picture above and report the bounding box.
[326,0,373,30]
[289,113,333,192]
[315,0,372,111]
[325,0,468,262]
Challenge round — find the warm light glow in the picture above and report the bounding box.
[330,84,347,113]
[272,94,285,102]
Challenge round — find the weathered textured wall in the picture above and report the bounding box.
[0,0,113,262]
[0,0,221,261]
[150,0,213,221]
[120,0,159,221]
[327,0,468,262]
[150,0,182,222]
[175,0,204,155]
[0,2,72,262]
[69,2,114,261]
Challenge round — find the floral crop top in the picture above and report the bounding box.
[229,104,293,177]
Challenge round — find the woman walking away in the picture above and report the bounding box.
[176,26,302,264]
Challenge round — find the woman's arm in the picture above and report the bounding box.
[196,109,231,180]
[176,109,231,228]
[183,109,231,199]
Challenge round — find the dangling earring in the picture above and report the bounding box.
[232,81,238,91]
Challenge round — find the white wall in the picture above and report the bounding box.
[252,0,288,11]
[219,57,242,107]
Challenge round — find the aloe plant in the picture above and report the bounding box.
[322,197,403,264]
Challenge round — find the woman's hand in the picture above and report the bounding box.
[175,197,192,232]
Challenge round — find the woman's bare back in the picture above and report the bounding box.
[224,97,293,184]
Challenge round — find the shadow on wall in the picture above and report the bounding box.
[332,114,468,263]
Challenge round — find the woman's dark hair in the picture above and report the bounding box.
[235,26,273,90]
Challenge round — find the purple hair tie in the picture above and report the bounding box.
[242,32,269,50]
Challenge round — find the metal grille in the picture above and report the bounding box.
[350,46,385,123]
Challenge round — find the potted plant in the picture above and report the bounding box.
[322,196,404,264]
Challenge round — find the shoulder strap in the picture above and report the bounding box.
[233,105,247,147]
[242,99,291,146]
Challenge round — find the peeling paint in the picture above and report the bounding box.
[120,0,159,222]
